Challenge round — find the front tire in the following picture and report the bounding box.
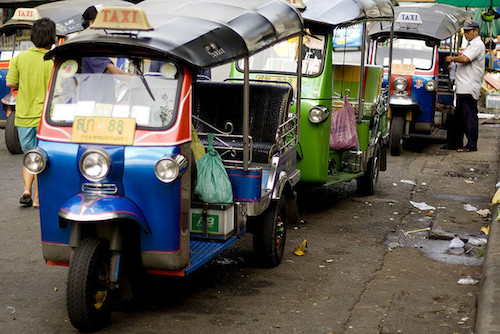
[253,197,287,268]
[5,111,22,154]
[389,115,404,156]
[67,238,114,332]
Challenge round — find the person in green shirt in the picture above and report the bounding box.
[6,18,56,207]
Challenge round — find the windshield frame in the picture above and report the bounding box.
[46,55,184,132]
[235,31,328,78]
[374,37,436,71]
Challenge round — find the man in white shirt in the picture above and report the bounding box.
[445,20,485,152]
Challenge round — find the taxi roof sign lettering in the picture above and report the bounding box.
[91,7,153,31]
[396,12,423,24]
[286,0,306,9]
[12,8,41,21]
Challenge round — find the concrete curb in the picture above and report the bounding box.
[476,171,500,334]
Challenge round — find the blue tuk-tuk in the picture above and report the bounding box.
[23,0,303,331]
[368,3,472,155]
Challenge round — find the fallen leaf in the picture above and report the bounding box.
[294,239,307,256]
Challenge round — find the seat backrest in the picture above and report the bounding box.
[332,64,383,104]
[192,81,292,144]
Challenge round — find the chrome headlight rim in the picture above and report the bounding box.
[393,77,408,92]
[425,80,437,92]
[308,105,330,124]
[155,154,188,183]
[23,148,48,175]
[79,148,111,182]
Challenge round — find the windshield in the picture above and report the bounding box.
[375,38,434,70]
[0,29,33,56]
[236,33,326,76]
[49,58,180,129]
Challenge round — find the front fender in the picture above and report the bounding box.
[59,193,151,233]
[390,94,422,114]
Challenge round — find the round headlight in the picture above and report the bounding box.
[23,149,47,174]
[308,105,330,124]
[393,77,408,91]
[155,154,188,183]
[80,149,111,181]
[425,80,437,91]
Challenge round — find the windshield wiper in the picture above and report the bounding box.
[132,59,155,101]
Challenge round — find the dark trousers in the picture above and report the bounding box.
[448,94,478,149]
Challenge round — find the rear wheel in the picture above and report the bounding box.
[253,197,287,267]
[5,112,22,154]
[357,144,381,196]
[67,238,114,332]
[389,115,404,156]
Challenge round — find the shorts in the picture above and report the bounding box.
[17,126,38,153]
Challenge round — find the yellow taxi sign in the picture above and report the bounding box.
[12,8,41,21]
[286,0,306,9]
[90,7,153,31]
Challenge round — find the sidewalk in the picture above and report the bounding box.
[475,109,500,334]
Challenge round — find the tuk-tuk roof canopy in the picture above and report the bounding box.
[368,3,473,41]
[0,0,134,36]
[45,0,304,69]
[299,0,394,27]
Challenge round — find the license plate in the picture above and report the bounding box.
[71,116,136,145]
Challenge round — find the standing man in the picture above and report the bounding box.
[445,20,485,152]
[6,18,56,207]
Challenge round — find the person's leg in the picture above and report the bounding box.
[446,94,464,149]
[17,126,38,206]
[461,95,479,149]
[33,175,39,207]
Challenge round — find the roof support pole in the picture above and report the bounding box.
[243,56,250,172]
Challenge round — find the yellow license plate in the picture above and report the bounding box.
[71,117,136,145]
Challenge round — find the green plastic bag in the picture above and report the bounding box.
[194,133,233,204]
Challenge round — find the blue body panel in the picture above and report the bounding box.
[410,75,435,124]
[38,140,183,254]
[227,169,261,202]
[123,146,182,253]
[0,68,10,121]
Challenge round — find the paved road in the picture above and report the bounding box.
[0,118,498,333]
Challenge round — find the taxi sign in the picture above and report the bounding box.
[11,8,41,21]
[90,7,153,31]
[286,0,306,9]
[396,12,423,25]
[71,116,136,145]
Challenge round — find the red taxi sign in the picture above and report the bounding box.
[90,7,153,31]
[285,0,306,9]
[12,8,41,21]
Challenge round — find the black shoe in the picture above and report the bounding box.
[457,147,477,152]
[20,193,33,207]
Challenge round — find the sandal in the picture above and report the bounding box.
[20,193,33,207]
[457,147,477,152]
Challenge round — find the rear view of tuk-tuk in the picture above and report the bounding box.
[23,1,304,331]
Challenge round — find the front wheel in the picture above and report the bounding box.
[357,144,381,196]
[389,115,404,156]
[5,111,22,154]
[253,197,287,268]
[67,238,114,332]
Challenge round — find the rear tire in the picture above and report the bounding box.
[67,238,114,332]
[357,144,381,196]
[389,115,404,156]
[5,112,22,154]
[253,197,287,268]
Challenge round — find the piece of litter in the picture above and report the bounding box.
[6,306,15,314]
[457,277,479,285]
[468,237,487,247]
[481,226,490,235]
[464,180,475,184]
[463,204,478,212]
[392,183,398,186]
[406,227,431,234]
[437,206,446,209]
[400,179,417,186]
[410,201,436,211]
[393,212,399,215]
[449,237,465,248]
[319,265,326,268]
[401,229,408,238]
[294,239,307,256]
[470,168,475,172]
[326,259,333,263]
[476,209,491,217]
[388,242,400,251]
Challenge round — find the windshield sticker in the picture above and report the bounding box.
[59,60,78,78]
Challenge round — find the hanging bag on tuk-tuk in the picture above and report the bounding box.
[329,95,358,150]
[195,133,233,204]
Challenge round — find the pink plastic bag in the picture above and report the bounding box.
[329,96,358,150]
